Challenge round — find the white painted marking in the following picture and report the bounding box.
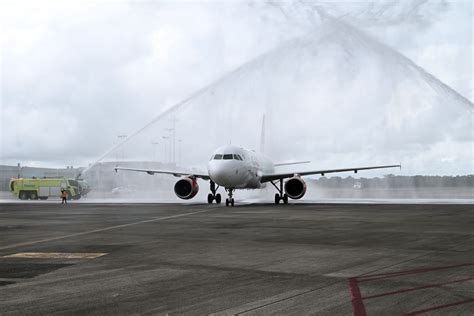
[3,252,107,259]
[0,208,216,251]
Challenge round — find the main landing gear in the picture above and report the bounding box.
[225,188,235,207]
[271,179,288,205]
[207,180,221,204]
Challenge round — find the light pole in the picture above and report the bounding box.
[162,136,170,163]
[164,128,173,163]
[166,116,179,164]
[151,142,159,162]
[170,117,178,164]
[178,139,182,166]
[116,134,127,187]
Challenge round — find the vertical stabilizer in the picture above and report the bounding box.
[260,114,265,153]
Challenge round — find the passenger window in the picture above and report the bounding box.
[223,154,233,160]
[214,154,223,160]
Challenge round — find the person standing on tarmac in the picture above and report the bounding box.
[61,189,68,205]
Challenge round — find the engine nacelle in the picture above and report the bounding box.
[174,177,199,200]
[284,176,307,200]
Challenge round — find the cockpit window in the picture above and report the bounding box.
[215,153,243,160]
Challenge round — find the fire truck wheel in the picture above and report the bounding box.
[19,191,28,200]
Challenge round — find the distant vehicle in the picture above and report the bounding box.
[353,182,363,189]
[9,177,90,200]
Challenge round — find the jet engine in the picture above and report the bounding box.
[284,176,307,199]
[174,177,199,200]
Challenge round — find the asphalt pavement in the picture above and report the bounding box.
[0,202,472,315]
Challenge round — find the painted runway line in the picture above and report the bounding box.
[0,208,217,252]
[3,252,107,259]
[348,262,474,316]
[404,299,474,315]
[348,277,366,316]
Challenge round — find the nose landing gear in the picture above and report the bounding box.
[225,188,235,207]
[207,180,221,204]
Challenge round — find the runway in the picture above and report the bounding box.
[0,202,472,315]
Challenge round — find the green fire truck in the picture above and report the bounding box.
[9,177,90,200]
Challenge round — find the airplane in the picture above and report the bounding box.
[115,118,401,206]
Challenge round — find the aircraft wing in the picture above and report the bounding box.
[260,164,401,183]
[274,160,311,167]
[114,167,210,180]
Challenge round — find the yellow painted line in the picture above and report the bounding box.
[3,252,107,259]
[0,208,217,251]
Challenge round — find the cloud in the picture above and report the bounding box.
[1,0,472,176]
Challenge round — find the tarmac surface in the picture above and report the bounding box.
[0,202,472,315]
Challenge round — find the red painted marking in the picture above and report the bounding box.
[363,277,474,299]
[357,262,474,283]
[348,277,366,316]
[347,262,474,315]
[403,298,474,315]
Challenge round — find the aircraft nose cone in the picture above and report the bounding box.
[208,163,239,187]
[209,166,229,185]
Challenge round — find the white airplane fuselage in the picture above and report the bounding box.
[207,145,274,189]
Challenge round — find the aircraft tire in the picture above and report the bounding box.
[231,198,234,207]
[283,194,288,204]
[207,193,213,204]
[215,194,221,204]
[274,193,280,205]
[225,198,229,207]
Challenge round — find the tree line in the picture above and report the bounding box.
[312,175,474,189]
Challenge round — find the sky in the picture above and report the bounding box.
[0,0,473,176]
